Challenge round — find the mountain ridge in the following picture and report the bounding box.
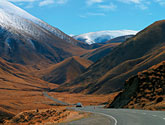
[37,56,92,84]
[56,20,165,94]
[73,30,138,44]
[0,1,88,65]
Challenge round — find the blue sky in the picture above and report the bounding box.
[7,0,165,35]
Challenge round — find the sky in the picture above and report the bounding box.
[6,0,165,35]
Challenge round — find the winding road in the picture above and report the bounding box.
[69,106,165,125]
[43,92,165,125]
[43,92,69,106]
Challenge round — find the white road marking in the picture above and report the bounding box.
[163,118,165,120]
[142,113,146,115]
[83,110,118,125]
[152,115,157,117]
[98,112,118,125]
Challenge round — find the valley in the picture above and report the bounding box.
[0,0,164,124]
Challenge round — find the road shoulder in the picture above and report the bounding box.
[60,112,112,125]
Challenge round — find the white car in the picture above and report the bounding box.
[76,103,83,107]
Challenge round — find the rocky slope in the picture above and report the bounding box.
[107,61,165,110]
[56,20,165,94]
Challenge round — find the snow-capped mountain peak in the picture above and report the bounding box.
[73,30,138,44]
[0,0,86,65]
[0,0,40,23]
[0,0,77,45]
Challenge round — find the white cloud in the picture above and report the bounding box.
[79,12,105,18]
[6,0,68,7]
[118,0,149,10]
[25,3,34,8]
[39,0,54,6]
[86,0,104,6]
[39,0,68,6]
[99,3,117,11]
[8,0,37,2]
[155,0,165,6]
[56,0,68,4]
[87,12,105,16]
[137,4,148,10]
[118,0,141,4]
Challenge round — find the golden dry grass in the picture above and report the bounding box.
[108,61,165,111]
[5,107,88,124]
[0,90,60,115]
[48,92,119,106]
[36,56,93,84]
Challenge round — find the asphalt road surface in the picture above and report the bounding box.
[69,106,165,125]
[43,92,69,105]
[43,92,165,125]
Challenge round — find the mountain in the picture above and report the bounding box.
[56,20,165,94]
[86,35,134,50]
[0,57,56,91]
[0,1,88,65]
[73,30,138,44]
[105,35,134,44]
[81,35,133,63]
[82,43,121,62]
[37,56,92,84]
[107,61,165,110]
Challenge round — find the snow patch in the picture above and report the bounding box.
[74,30,138,44]
[0,0,73,44]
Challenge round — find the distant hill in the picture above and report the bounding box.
[82,43,121,62]
[37,56,92,84]
[107,61,165,110]
[81,35,134,63]
[86,35,134,50]
[105,35,134,44]
[56,20,165,94]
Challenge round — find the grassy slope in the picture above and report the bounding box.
[56,20,165,94]
[82,43,121,62]
[37,56,92,84]
[107,61,165,110]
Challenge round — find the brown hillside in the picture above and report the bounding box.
[107,61,165,110]
[0,27,88,66]
[56,20,165,94]
[106,35,134,44]
[0,58,58,122]
[82,43,121,62]
[38,56,92,84]
[0,58,57,91]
